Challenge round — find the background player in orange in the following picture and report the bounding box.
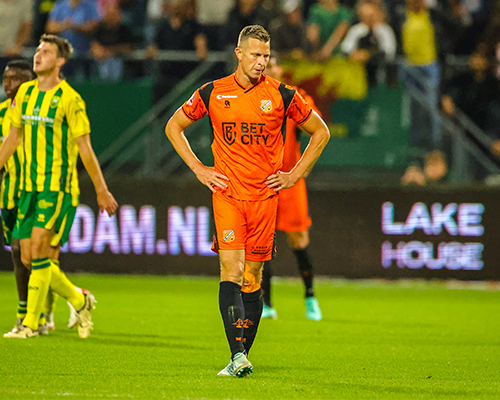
[166,25,330,377]
[260,54,322,321]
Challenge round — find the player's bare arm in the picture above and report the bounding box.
[74,134,118,216]
[266,111,330,191]
[166,108,229,193]
[0,126,23,170]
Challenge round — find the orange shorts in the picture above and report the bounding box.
[212,191,278,261]
[276,178,311,232]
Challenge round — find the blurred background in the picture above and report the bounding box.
[1,0,500,280]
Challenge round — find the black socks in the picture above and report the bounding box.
[219,281,245,358]
[219,281,264,358]
[242,289,263,355]
[261,260,272,307]
[293,247,315,298]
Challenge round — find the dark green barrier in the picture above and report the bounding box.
[70,79,408,168]
[73,79,153,156]
[313,86,410,167]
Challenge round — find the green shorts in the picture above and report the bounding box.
[1,206,18,246]
[15,190,78,247]
[1,177,20,246]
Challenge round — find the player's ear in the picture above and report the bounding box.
[56,57,66,69]
[234,47,243,61]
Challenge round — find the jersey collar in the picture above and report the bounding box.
[35,78,65,93]
[233,73,265,93]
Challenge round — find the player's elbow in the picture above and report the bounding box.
[165,121,182,145]
[317,125,330,148]
[165,119,176,142]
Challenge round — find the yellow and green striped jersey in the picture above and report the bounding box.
[0,98,24,210]
[11,79,91,205]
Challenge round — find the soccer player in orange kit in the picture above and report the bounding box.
[260,54,322,321]
[165,25,330,377]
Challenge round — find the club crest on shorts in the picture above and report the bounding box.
[38,199,54,209]
[260,99,272,113]
[223,229,235,243]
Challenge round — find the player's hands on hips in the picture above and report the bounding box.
[266,171,297,191]
[97,190,118,216]
[195,166,229,193]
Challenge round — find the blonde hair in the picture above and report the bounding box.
[237,25,270,48]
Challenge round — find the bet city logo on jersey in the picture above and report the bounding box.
[222,122,270,146]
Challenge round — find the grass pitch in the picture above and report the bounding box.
[0,273,499,400]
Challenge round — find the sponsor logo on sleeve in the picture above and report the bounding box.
[187,93,196,106]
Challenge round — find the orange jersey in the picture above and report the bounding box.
[282,88,320,172]
[182,73,313,201]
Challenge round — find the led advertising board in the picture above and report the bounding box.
[1,181,499,280]
[305,187,499,280]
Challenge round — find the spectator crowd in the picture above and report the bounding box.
[2,0,500,183]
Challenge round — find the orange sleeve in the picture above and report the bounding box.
[298,88,322,118]
[287,89,313,126]
[181,86,209,121]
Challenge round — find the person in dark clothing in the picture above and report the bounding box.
[441,49,500,180]
[90,2,134,81]
[269,0,311,58]
[146,0,208,102]
[224,0,274,47]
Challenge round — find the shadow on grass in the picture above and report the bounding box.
[58,330,204,350]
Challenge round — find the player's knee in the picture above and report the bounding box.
[11,240,21,258]
[220,260,245,284]
[20,252,31,268]
[288,232,309,250]
[30,238,49,259]
[11,244,28,270]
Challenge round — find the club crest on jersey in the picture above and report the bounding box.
[223,229,235,243]
[50,96,61,108]
[260,100,272,113]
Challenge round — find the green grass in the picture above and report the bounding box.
[1,273,499,400]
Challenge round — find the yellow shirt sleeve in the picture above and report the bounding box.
[10,84,26,129]
[64,90,91,139]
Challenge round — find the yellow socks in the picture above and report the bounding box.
[23,258,52,330]
[49,261,85,310]
[43,287,59,316]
